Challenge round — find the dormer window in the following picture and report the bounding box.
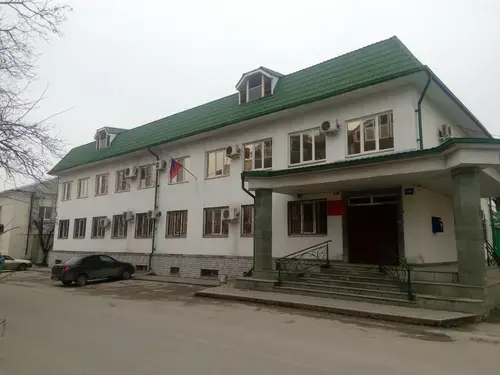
[96,130,110,149]
[236,67,282,104]
[94,127,126,150]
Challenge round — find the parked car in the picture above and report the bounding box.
[51,254,135,286]
[0,255,33,271]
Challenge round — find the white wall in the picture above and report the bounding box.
[54,84,424,259]
[403,187,457,264]
[0,192,30,258]
[421,98,467,149]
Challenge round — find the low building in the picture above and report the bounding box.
[0,179,58,262]
[48,36,500,303]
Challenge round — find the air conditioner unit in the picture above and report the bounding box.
[99,217,111,228]
[147,209,162,219]
[222,207,240,221]
[319,119,340,135]
[225,145,241,159]
[438,124,452,142]
[122,211,134,221]
[124,166,138,179]
[156,160,167,171]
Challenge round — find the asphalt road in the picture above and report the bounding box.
[0,271,499,375]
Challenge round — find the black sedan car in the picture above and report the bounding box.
[51,255,135,286]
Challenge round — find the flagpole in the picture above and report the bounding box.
[169,157,198,180]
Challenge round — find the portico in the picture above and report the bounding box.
[244,138,500,287]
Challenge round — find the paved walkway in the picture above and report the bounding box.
[196,286,477,327]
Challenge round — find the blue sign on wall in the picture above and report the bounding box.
[404,188,414,195]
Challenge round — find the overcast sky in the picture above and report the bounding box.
[17,0,500,178]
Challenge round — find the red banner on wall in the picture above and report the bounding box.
[327,200,346,216]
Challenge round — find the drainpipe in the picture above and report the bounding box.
[24,193,35,256]
[489,198,496,252]
[147,148,160,271]
[416,71,432,150]
[241,174,255,272]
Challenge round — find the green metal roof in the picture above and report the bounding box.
[241,138,500,179]
[50,36,423,174]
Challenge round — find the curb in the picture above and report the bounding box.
[195,290,478,327]
[134,276,220,287]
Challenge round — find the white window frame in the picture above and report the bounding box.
[139,164,156,189]
[169,157,189,184]
[91,216,106,239]
[241,205,254,236]
[135,213,154,238]
[111,214,127,239]
[96,130,110,149]
[77,178,89,199]
[288,128,326,166]
[243,139,272,171]
[205,149,230,179]
[288,199,327,236]
[95,174,109,196]
[346,111,394,156]
[73,218,86,239]
[166,210,188,237]
[203,207,229,237]
[57,219,69,239]
[61,181,72,201]
[116,169,130,192]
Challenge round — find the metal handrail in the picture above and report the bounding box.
[486,241,500,267]
[378,249,414,301]
[275,240,332,284]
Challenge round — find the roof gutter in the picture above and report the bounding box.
[147,148,160,271]
[416,70,432,150]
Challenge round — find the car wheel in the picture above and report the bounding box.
[75,274,88,287]
[121,270,131,280]
[62,280,72,286]
[17,264,27,271]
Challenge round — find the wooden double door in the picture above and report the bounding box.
[347,203,399,265]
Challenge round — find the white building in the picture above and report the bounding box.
[49,36,500,287]
[0,179,58,262]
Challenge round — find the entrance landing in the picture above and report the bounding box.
[196,285,477,327]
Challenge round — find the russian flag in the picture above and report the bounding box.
[169,158,183,181]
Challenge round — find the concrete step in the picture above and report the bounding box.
[320,267,388,277]
[280,281,409,300]
[274,285,417,308]
[302,272,396,285]
[416,294,485,314]
[299,276,402,292]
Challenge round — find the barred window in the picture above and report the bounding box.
[241,205,254,236]
[166,210,188,237]
[112,214,128,238]
[135,213,154,238]
[288,199,327,235]
[203,207,229,237]
[73,218,87,239]
[91,216,107,239]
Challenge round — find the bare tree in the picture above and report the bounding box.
[0,1,71,183]
[32,217,54,265]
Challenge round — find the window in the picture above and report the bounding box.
[62,181,72,201]
[241,205,254,236]
[116,169,130,192]
[169,157,189,184]
[203,207,229,237]
[289,129,326,165]
[96,130,110,149]
[91,216,106,239]
[200,269,219,278]
[288,200,327,235]
[77,178,89,198]
[135,213,154,238]
[239,73,273,104]
[139,164,155,188]
[57,219,69,239]
[347,112,394,155]
[99,255,115,263]
[95,174,109,196]
[39,206,54,220]
[206,149,230,178]
[170,266,180,275]
[244,139,272,171]
[166,210,188,237]
[3,255,14,260]
[112,214,128,238]
[73,218,87,239]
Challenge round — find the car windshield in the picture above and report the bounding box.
[64,256,84,265]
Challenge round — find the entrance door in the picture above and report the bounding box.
[347,203,399,265]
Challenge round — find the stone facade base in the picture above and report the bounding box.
[48,251,253,279]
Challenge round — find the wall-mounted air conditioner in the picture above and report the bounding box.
[319,119,340,135]
[222,207,240,221]
[99,217,111,228]
[438,124,452,143]
[147,209,161,219]
[124,166,138,179]
[225,145,241,159]
[156,160,167,171]
[122,211,134,221]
